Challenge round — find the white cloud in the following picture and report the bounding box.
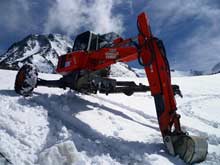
[18,0,30,11]
[0,0,28,30]
[146,0,220,71]
[44,0,125,36]
[0,0,31,32]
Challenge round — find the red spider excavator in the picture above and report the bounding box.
[14,12,208,164]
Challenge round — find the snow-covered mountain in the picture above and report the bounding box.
[110,62,139,78]
[212,63,220,74]
[0,69,219,165]
[0,34,73,73]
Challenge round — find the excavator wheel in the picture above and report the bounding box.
[14,64,38,96]
[165,135,208,164]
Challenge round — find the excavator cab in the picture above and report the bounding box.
[72,31,120,52]
[72,31,98,51]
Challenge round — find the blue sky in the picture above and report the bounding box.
[0,0,220,71]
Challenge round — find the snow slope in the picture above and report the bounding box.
[0,69,220,165]
[132,68,202,77]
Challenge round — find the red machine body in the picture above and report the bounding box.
[56,44,137,75]
[56,13,181,137]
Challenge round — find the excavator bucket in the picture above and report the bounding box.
[164,135,208,164]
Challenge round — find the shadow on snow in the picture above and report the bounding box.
[0,89,184,164]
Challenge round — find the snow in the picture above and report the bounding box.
[110,62,138,77]
[49,34,73,56]
[38,141,80,165]
[0,69,220,164]
[15,40,41,62]
[212,62,220,74]
[132,68,194,77]
[32,55,54,73]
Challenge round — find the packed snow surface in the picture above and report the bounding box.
[0,69,220,164]
[132,68,195,77]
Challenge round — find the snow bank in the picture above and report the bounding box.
[38,141,79,165]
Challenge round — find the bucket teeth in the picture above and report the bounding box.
[164,135,208,164]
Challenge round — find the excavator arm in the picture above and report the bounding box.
[137,13,181,137]
[136,13,208,163]
[14,12,208,164]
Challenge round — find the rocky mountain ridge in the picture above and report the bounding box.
[0,34,73,73]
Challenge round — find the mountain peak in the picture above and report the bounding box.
[0,33,74,73]
[212,62,220,74]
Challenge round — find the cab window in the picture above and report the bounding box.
[72,31,90,51]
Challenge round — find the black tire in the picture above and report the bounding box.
[14,64,38,96]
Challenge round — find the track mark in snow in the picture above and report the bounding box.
[178,96,220,128]
[0,93,50,165]
[1,70,220,164]
[27,92,183,165]
[179,95,220,142]
[177,95,220,163]
[91,95,158,123]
